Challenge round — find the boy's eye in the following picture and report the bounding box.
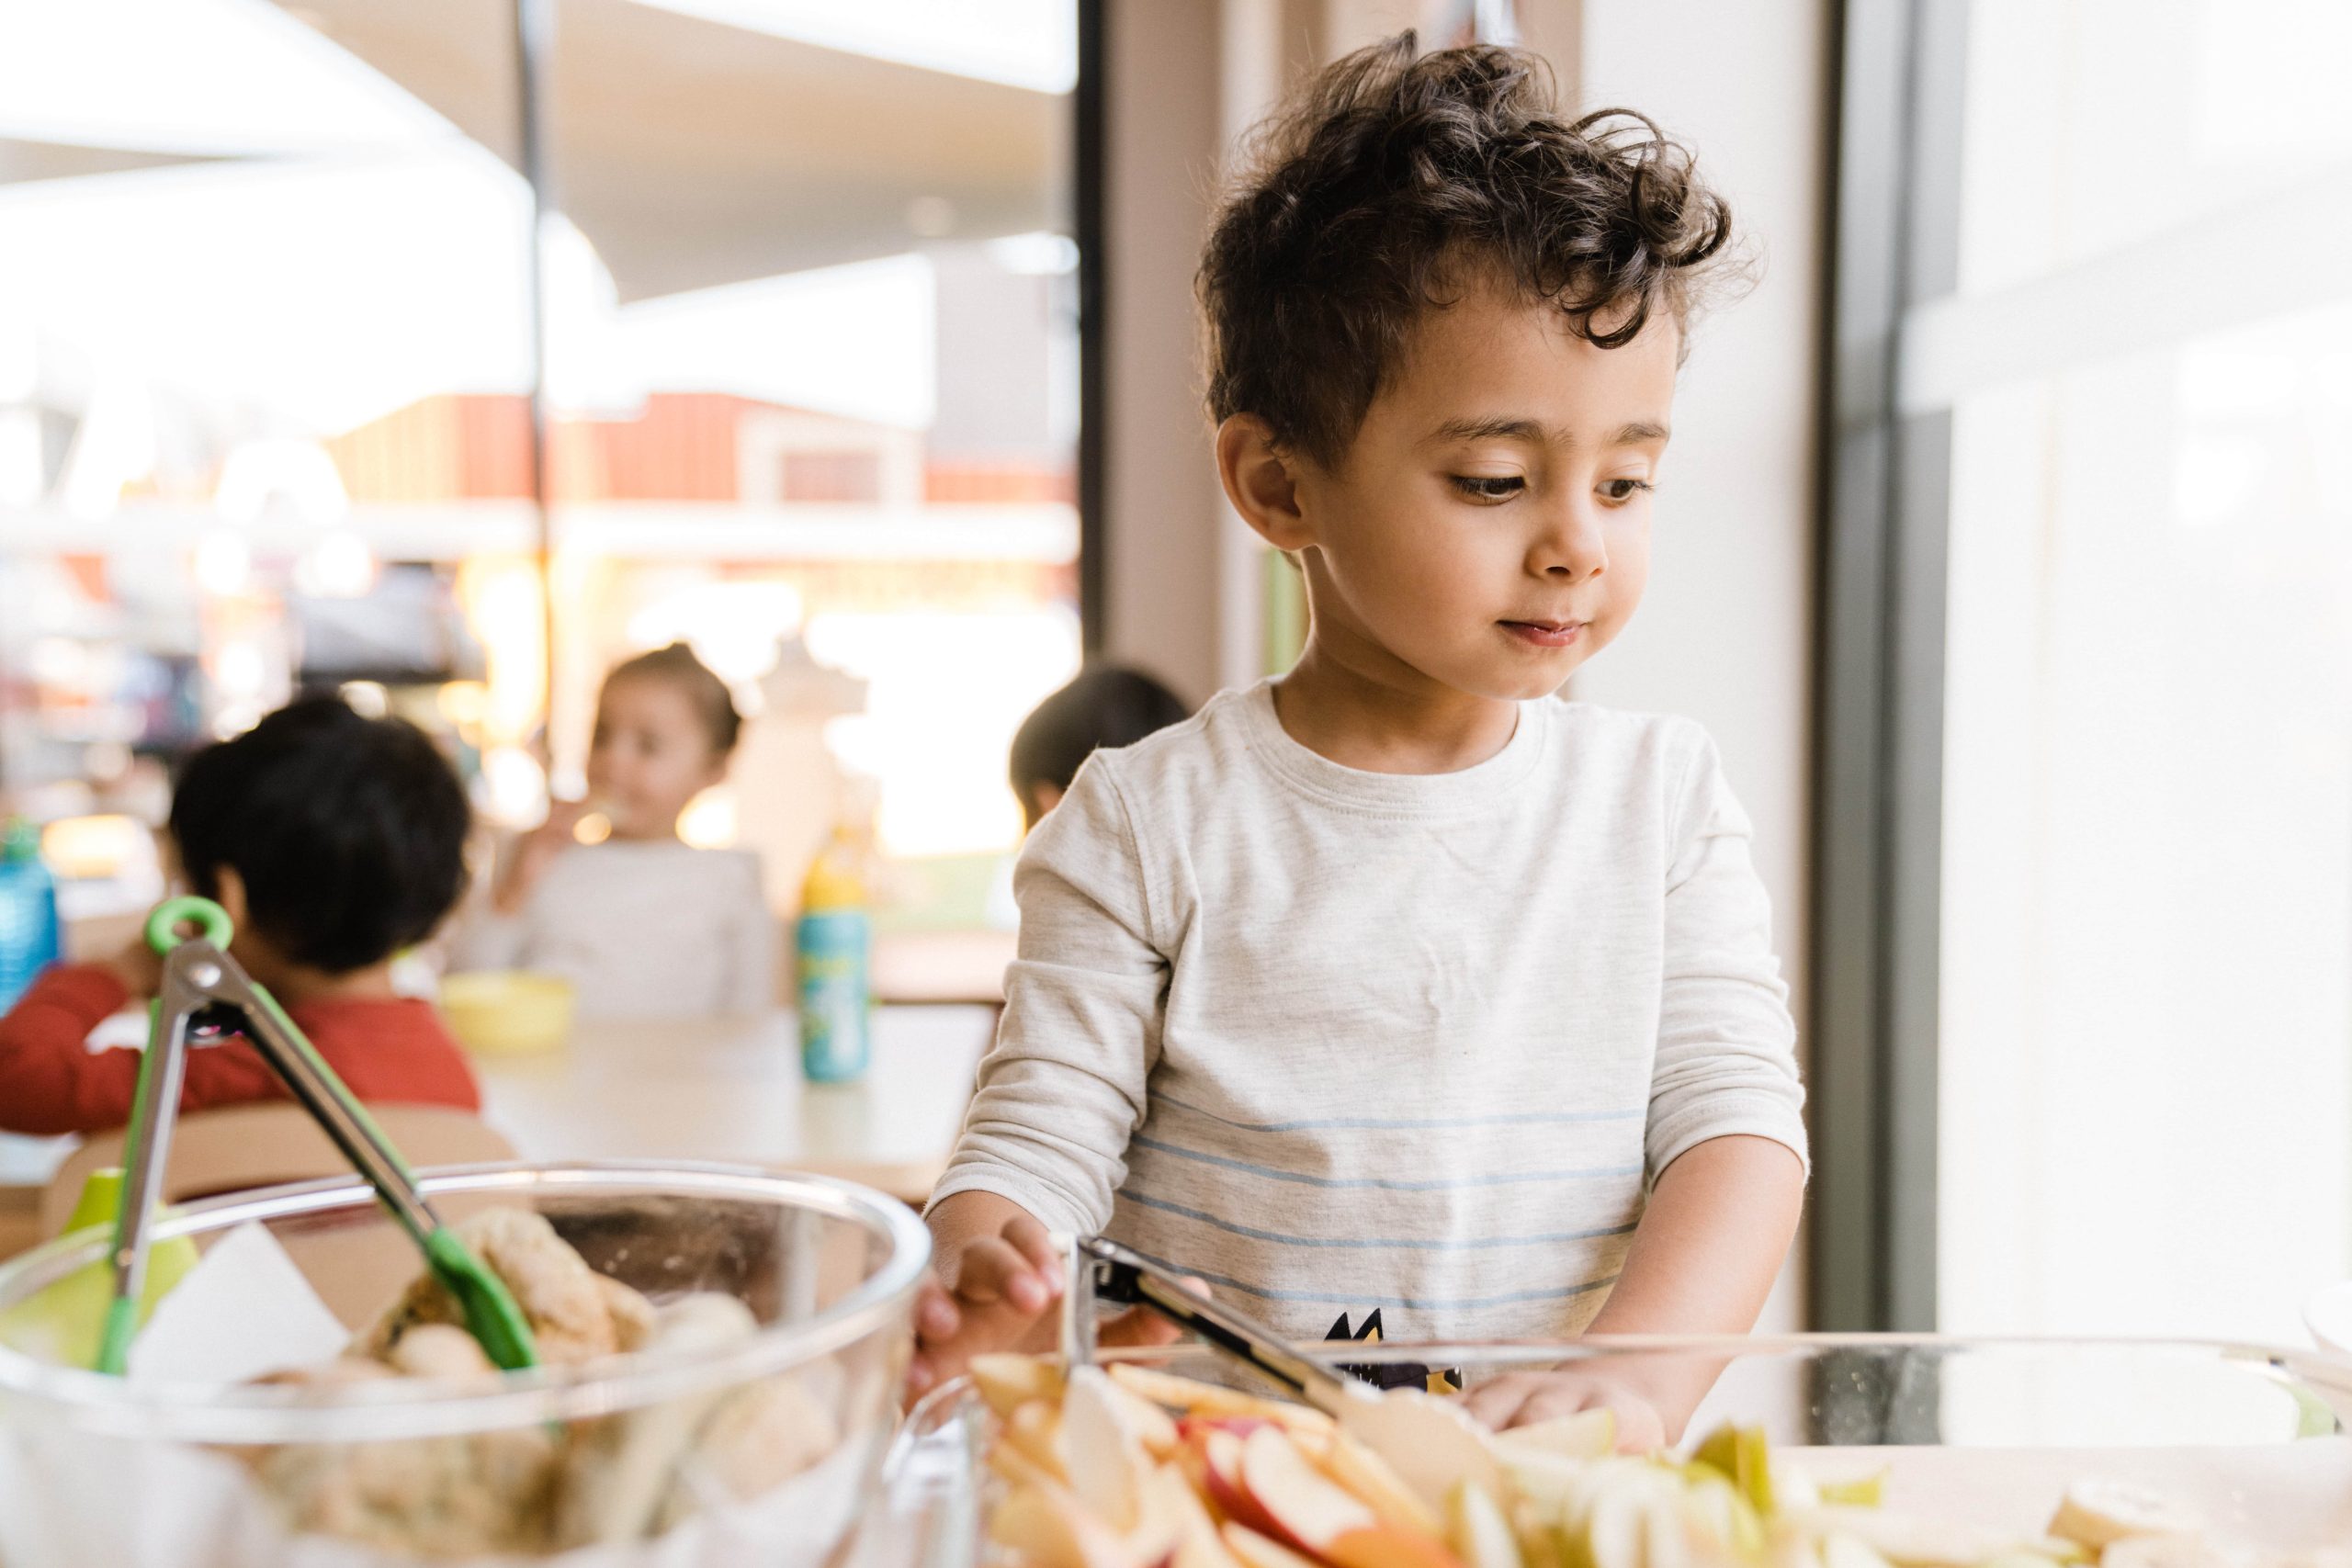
[1449,474,1525,502]
[1600,478,1656,503]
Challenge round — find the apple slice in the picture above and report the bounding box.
[1108,1375,1186,1459]
[992,1482,1145,1568]
[1113,1363,1339,1437]
[1009,1399,1073,1483]
[1496,1408,1617,1461]
[1069,1366,1156,1530]
[1781,1506,2012,1568]
[1690,1423,1776,1517]
[2047,1482,2202,1551]
[1238,1426,1377,1552]
[1241,1427,1464,1568]
[1196,1425,1286,1538]
[1448,1483,1525,1568]
[977,1353,1068,1418]
[1322,1427,1446,1539]
[1226,1524,1330,1568]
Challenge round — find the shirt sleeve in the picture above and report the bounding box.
[725,854,777,1014]
[929,756,1164,1235]
[1644,728,1810,1187]
[0,963,276,1134]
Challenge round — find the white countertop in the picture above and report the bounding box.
[473,1006,992,1203]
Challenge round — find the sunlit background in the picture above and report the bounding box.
[0,0,1083,934]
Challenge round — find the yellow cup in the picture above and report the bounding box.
[438,971,577,1055]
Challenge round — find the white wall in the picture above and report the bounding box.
[1563,0,1829,1331]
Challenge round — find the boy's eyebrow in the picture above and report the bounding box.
[1426,416,1672,446]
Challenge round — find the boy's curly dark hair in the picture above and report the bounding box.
[1201,34,1740,468]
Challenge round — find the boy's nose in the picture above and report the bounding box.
[1530,498,1608,580]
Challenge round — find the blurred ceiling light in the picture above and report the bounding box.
[478,744,548,829]
[338,680,389,717]
[213,638,267,697]
[572,811,613,846]
[59,370,157,522]
[906,195,956,238]
[215,436,350,525]
[436,679,490,728]
[677,786,737,849]
[192,529,252,597]
[986,231,1078,276]
[294,527,378,598]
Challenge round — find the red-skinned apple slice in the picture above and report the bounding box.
[1112,1364,1338,1437]
[1238,1426,1379,1553]
[1196,1426,1285,1538]
[1239,1427,1464,1568]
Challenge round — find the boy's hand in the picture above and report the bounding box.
[903,1212,1194,1402]
[1462,1367,1671,1452]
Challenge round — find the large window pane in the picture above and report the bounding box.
[1958,0,2352,296]
[1939,299,2352,1342]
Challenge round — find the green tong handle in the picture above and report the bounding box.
[99,897,538,1373]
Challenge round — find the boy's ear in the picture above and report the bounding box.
[1216,415,1313,552]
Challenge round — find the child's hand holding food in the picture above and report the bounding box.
[1462,1365,1672,1451]
[909,1197,1193,1400]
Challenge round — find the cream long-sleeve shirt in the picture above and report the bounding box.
[933,681,1807,1344]
[450,840,775,1019]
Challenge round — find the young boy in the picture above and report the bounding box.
[0,696,481,1134]
[913,38,1806,1447]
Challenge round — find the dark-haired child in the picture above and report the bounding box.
[452,642,773,1017]
[0,697,481,1134]
[1010,666,1190,829]
[915,38,1807,1446]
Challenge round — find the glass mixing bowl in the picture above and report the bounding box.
[876,1334,2352,1565]
[0,1161,929,1567]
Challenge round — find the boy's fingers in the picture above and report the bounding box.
[1000,1216,1068,1294]
[1097,1304,1186,1348]
[915,1281,959,1342]
[1461,1371,1542,1429]
[955,1238,1053,1314]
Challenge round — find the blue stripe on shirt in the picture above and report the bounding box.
[1152,1091,1646,1136]
[1117,1188,1638,1252]
[1119,1243,1623,1313]
[1128,1134,1645,1190]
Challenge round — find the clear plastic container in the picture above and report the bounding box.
[0,1161,930,1567]
[877,1335,2352,1563]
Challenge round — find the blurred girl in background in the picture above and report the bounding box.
[454,643,774,1018]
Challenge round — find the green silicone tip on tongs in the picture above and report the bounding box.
[97,897,538,1374]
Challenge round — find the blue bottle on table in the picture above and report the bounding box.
[0,818,60,1010]
[797,825,872,1083]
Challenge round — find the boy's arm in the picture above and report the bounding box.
[0,964,145,1135]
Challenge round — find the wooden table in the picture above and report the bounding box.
[473,1007,993,1207]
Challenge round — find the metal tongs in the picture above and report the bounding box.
[1064,1235,1506,1505]
[95,896,538,1376]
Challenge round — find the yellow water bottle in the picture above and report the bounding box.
[797,821,873,1082]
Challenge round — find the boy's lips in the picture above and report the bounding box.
[1499,618,1587,648]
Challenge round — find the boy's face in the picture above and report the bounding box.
[1271,278,1678,704]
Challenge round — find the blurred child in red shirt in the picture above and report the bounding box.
[0,696,481,1134]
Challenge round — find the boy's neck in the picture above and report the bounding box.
[231,942,401,1008]
[1272,627,1522,775]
